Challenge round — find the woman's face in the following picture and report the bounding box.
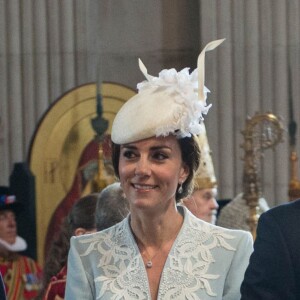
[118,135,189,211]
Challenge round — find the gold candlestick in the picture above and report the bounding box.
[241,113,284,239]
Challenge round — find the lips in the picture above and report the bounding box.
[132,183,157,190]
[6,231,16,237]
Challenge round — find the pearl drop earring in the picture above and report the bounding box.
[178,182,183,194]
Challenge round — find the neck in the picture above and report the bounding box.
[0,246,18,259]
[0,236,27,252]
[130,207,183,270]
[130,205,183,247]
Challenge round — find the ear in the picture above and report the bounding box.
[179,162,189,183]
[74,228,86,236]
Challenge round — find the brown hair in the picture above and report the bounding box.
[42,194,98,296]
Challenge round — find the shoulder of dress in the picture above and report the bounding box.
[213,225,252,241]
[183,212,253,249]
[73,217,128,242]
[71,218,132,257]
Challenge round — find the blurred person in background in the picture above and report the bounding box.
[181,123,219,224]
[43,182,129,300]
[42,193,98,300]
[217,193,269,231]
[241,199,300,299]
[0,187,42,300]
[95,182,129,231]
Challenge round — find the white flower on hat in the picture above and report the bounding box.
[137,61,211,139]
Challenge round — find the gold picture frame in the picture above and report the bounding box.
[29,82,135,265]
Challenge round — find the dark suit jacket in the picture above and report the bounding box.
[241,199,300,300]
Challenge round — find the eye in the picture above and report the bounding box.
[122,149,137,159]
[204,193,212,201]
[152,151,168,161]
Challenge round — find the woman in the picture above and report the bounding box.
[42,193,98,300]
[65,39,253,299]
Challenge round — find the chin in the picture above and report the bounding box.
[211,217,217,225]
[7,238,16,245]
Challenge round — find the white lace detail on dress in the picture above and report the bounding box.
[159,217,236,299]
[80,222,150,299]
[79,213,236,299]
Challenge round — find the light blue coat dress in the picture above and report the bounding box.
[65,207,253,299]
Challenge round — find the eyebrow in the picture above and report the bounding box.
[122,145,172,151]
[0,211,14,216]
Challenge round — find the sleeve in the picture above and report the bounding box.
[43,281,63,300]
[240,212,295,300]
[43,274,66,300]
[65,237,94,300]
[223,231,253,300]
[0,272,6,300]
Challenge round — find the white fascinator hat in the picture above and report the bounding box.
[111,39,225,144]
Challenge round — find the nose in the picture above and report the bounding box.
[211,198,219,210]
[134,156,151,177]
[8,216,16,228]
